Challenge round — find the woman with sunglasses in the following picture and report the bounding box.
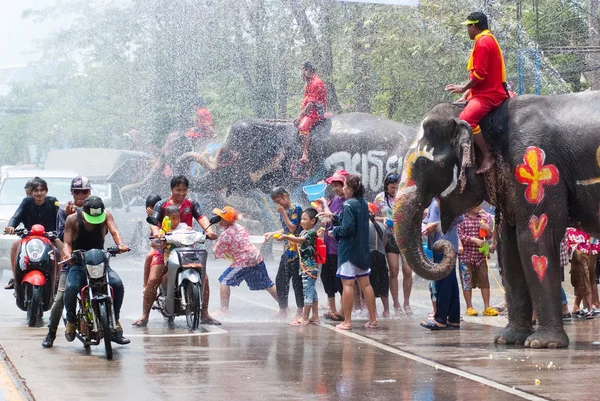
[373,172,413,315]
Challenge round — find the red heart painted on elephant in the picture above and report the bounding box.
[531,255,547,282]
[529,214,548,241]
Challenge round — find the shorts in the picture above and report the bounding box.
[429,281,437,302]
[337,261,371,280]
[298,115,323,135]
[459,260,489,290]
[369,251,389,298]
[570,251,597,296]
[302,272,319,305]
[321,254,342,297]
[218,261,274,291]
[385,231,400,254]
[151,249,165,266]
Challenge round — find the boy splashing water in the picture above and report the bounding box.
[213,206,278,315]
[276,208,321,326]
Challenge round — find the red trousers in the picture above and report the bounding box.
[459,95,506,134]
[298,113,323,135]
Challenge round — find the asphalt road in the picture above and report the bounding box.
[0,255,597,401]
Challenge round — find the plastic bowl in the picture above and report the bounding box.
[303,183,327,201]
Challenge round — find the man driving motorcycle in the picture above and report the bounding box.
[62,196,130,344]
[4,177,62,290]
[133,175,219,326]
[42,175,92,348]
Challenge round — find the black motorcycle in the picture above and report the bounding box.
[11,224,58,327]
[60,247,128,360]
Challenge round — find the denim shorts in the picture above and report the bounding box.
[218,261,274,291]
[302,272,319,305]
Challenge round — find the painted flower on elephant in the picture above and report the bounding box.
[515,147,559,205]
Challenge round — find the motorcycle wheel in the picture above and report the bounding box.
[185,282,201,330]
[98,302,113,360]
[26,285,42,327]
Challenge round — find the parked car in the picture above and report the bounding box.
[0,169,78,273]
[45,148,155,253]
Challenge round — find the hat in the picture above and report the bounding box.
[71,175,92,190]
[461,11,487,26]
[83,196,106,224]
[212,206,238,223]
[325,169,349,184]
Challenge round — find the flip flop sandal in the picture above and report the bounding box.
[404,305,414,316]
[132,320,148,327]
[201,317,222,326]
[364,322,379,329]
[289,319,304,326]
[336,324,352,331]
[420,320,447,330]
[309,320,321,325]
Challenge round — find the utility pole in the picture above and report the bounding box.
[589,0,600,90]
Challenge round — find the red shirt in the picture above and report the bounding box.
[186,108,215,139]
[302,75,327,118]
[153,198,205,227]
[469,34,508,101]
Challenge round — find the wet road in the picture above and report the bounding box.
[0,255,596,400]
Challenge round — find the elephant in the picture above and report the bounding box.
[393,91,600,349]
[193,112,415,200]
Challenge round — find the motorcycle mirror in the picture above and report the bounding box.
[209,215,222,225]
[146,216,159,226]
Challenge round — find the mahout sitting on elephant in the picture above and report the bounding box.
[394,91,600,348]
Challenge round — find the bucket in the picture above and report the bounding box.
[422,240,434,261]
[303,183,327,201]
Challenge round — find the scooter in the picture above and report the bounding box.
[147,216,220,330]
[59,247,128,360]
[12,224,58,327]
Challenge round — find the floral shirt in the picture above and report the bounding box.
[457,210,493,265]
[299,229,318,275]
[566,227,600,255]
[373,191,397,232]
[280,204,302,261]
[214,223,263,268]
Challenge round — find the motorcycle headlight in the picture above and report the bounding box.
[25,239,45,263]
[86,264,105,279]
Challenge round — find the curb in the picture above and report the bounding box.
[0,345,34,401]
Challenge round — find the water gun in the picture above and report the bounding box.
[479,219,487,239]
[478,219,489,256]
[272,233,282,239]
[161,216,172,236]
[310,199,323,212]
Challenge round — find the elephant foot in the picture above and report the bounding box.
[494,325,534,345]
[524,329,569,349]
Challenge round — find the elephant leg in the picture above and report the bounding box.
[495,224,534,345]
[517,221,568,349]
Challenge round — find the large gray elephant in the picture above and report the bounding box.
[393,91,600,348]
[192,112,415,199]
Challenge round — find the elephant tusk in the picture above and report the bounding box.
[441,165,458,197]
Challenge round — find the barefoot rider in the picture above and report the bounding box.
[444,11,509,174]
[62,196,130,345]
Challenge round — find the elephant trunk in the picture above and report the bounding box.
[393,191,456,281]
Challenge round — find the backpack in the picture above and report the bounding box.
[315,237,326,264]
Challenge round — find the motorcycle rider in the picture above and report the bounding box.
[4,177,62,290]
[62,196,130,345]
[133,175,219,326]
[42,175,91,348]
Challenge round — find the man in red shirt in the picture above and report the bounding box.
[445,12,509,173]
[187,97,216,142]
[295,62,327,164]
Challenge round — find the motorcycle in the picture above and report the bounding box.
[147,216,220,330]
[11,224,58,327]
[59,247,128,360]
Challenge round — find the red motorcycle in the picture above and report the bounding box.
[13,224,58,327]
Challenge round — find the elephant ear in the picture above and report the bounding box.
[452,118,474,194]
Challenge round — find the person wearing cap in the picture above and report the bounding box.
[445,11,509,174]
[4,177,61,290]
[62,196,130,345]
[213,206,278,315]
[294,62,327,164]
[42,175,92,348]
[319,169,349,321]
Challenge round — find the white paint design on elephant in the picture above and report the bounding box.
[441,165,458,197]
[324,151,400,191]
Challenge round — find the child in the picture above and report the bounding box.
[457,203,497,317]
[567,227,599,319]
[264,187,303,318]
[214,206,278,314]
[367,203,390,318]
[276,208,320,325]
[143,194,162,290]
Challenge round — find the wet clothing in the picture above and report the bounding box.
[423,199,463,251]
[457,210,493,266]
[152,198,205,228]
[332,197,370,271]
[324,195,344,255]
[280,204,302,261]
[461,30,508,135]
[64,211,124,324]
[370,251,389,298]
[8,196,59,231]
[302,274,318,306]
[187,107,215,139]
[321,254,342,297]
[276,255,303,310]
[214,223,263,268]
[298,229,318,272]
[459,260,490,290]
[298,75,327,135]
[373,192,397,233]
[337,261,371,280]
[218,261,274,290]
[48,271,67,332]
